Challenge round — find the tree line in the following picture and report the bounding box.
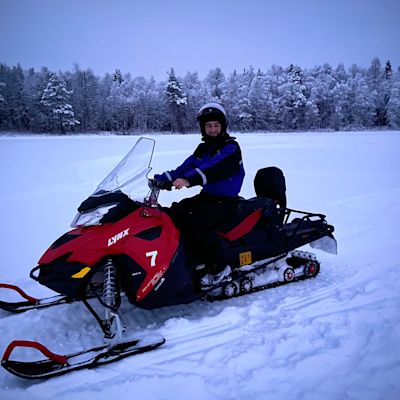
[0,57,399,134]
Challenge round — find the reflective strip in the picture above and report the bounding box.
[165,171,172,181]
[195,168,207,185]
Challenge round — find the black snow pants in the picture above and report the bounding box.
[170,192,239,273]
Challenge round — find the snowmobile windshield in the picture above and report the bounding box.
[71,137,155,227]
[93,137,155,201]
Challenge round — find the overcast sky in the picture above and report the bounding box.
[1,0,399,80]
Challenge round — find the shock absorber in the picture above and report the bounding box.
[102,258,125,342]
[103,258,119,311]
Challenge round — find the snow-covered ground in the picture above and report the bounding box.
[0,131,399,400]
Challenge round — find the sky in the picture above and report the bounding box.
[1,0,400,81]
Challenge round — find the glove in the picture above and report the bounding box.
[151,175,173,191]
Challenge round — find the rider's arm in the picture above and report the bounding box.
[154,154,196,183]
[182,143,242,187]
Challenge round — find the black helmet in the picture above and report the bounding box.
[197,102,228,136]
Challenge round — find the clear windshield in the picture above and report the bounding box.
[70,137,155,227]
[93,136,155,201]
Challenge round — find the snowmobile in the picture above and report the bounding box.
[0,137,336,379]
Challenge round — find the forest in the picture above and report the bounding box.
[0,57,399,134]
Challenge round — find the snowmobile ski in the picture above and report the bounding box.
[1,336,165,379]
[0,283,94,313]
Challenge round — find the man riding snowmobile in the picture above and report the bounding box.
[154,102,245,287]
[154,102,287,289]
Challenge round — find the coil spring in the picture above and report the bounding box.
[103,258,118,309]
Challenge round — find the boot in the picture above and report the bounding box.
[200,265,232,288]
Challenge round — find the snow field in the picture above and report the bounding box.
[0,131,399,400]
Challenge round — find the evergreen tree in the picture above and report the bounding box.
[40,73,80,133]
[165,68,187,132]
[113,69,123,84]
[279,64,307,129]
[205,67,225,100]
[0,64,27,130]
[384,60,392,80]
[367,57,388,126]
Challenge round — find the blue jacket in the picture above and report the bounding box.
[156,135,245,197]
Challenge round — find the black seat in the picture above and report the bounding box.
[254,167,287,209]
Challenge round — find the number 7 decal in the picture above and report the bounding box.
[145,250,158,267]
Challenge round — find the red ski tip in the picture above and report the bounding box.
[0,283,39,304]
[2,340,68,365]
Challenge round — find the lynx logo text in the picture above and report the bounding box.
[108,228,130,247]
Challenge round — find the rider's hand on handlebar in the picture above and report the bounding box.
[149,178,173,191]
[173,178,190,190]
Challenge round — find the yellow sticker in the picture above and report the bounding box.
[71,267,91,279]
[239,251,252,266]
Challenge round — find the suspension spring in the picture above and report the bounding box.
[102,258,119,311]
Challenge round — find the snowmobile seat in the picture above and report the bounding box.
[216,167,287,242]
[217,197,281,242]
[254,166,287,209]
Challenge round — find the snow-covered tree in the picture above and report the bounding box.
[41,73,80,133]
[204,68,225,100]
[0,64,26,129]
[334,63,349,84]
[0,80,6,129]
[227,67,256,130]
[68,65,100,131]
[113,69,123,84]
[248,72,275,130]
[349,73,375,127]
[279,65,307,129]
[0,82,5,103]
[182,71,207,131]
[330,82,351,130]
[1,58,399,134]
[305,64,337,129]
[221,70,241,129]
[106,73,137,131]
[165,68,187,132]
[386,83,400,129]
[384,60,393,81]
[366,57,390,126]
[304,98,320,130]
